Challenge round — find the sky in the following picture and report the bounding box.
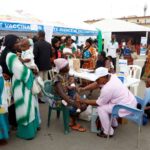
[0,0,150,23]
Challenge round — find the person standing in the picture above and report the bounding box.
[0,34,41,140]
[33,31,52,81]
[106,34,119,71]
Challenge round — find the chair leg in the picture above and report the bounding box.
[57,110,61,119]
[62,107,70,134]
[134,86,138,96]
[47,107,52,127]
[137,125,141,149]
[107,117,113,141]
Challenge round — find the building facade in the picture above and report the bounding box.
[119,16,150,28]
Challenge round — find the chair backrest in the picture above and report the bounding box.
[127,65,142,79]
[43,80,60,100]
[49,68,55,80]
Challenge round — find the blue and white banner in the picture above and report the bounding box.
[0,21,44,32]
[53,26,98,36]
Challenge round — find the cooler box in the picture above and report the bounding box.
[91,108,100,133]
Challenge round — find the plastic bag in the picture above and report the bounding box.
[79,105,92,121]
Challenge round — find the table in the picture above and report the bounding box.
[69,69,140,87]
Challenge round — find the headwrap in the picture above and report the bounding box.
[54,58,68,73]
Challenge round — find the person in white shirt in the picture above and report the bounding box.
[106,34,119,71]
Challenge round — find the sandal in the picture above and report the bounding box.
[71,124,87,132]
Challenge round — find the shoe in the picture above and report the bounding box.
[0,140,8,145]
[97,131,113,138]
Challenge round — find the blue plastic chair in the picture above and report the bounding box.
[107,88,150,148]
[42,80,70,134]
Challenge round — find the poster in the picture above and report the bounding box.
[44,26,54,43]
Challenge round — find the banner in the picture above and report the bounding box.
[0,21,44,32]
[53,26,98,36]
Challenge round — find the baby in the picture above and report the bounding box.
[19,39,44,94]
[62,75,81,113]
[19,39,37,71]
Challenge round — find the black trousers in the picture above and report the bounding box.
[112,57,116,71]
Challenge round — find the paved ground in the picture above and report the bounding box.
[1,80,150,150]
[1,56,149,150]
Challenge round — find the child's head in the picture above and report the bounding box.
[68,75,75,83]
[107,56,113,62]
[146,75,150,88]
[20,39,31,51]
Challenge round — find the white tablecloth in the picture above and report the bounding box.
[69,69,140,87]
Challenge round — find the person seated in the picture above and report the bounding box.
[96,51,107,68]
[54,58,87,132]
[107,56,115,73]
[78,67,137,138]
[96,51,114,73]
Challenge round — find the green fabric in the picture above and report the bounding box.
[97,30,102,53]
[6,52,36,125]
[16,109,40,140]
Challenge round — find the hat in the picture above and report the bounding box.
[54,58,69,73]
[93,67,109,81]
[71,36,76,41]
[61,36,66,40]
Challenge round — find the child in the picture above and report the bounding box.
[67,75,81,113]
[19,39,38,71]
[19,39,44,94]
[107,56,115,73]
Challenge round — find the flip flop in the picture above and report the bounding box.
[71,124,87,132]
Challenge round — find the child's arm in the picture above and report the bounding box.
[19,57,31,63]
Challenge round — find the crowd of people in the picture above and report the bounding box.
[0,31,150,145]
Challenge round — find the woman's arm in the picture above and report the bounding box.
[81,99,98,106]
[79,82,99,92]
[55,82,77,107]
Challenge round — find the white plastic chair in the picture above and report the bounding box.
[49,68,55,80]
[127,65,142,96]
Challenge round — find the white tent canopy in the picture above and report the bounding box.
[93,19,150,33]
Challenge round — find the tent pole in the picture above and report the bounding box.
[146,31,149,45]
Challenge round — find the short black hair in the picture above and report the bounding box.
[38,30,45,38]
[52,37,60,47]
[65,36,71,42]
[107,55,113,61]
[86,38,93,45]
[100,51,106,58]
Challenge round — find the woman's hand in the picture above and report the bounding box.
[3,73,11,80]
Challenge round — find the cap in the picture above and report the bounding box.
[93,67,109,81]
